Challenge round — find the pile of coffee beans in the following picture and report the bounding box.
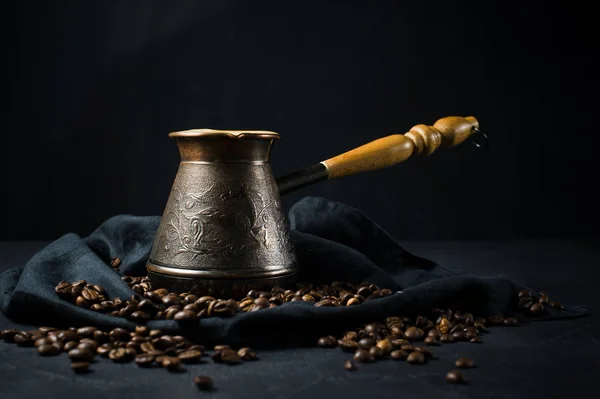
[1,275,563,387]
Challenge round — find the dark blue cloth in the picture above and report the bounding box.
[0,197,588,347]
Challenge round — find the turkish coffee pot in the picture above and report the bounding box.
[147,116,484,298]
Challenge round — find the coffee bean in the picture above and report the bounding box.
[344,331,358,341]
[68,348,94,362]
[135,353,155,367]
[76,327,96,338]
[353,349,375,363]
[369,346,384,358]
[110,257,121,268]
[34,337,51,348]
[390,338,409,348]
[162,294,182,307]
[488,315,504,325]
[173,310,197,321]
[390,350,408,360]
[75,296,89,307]
[446,370,465,383]
[237,347,257,360]
[317,336,337,348]
[14,333,33,347]
[415,346,434,358]
[358,338,375,349]
[109,328,131,342]
[178,350,203,363]
[130,311,152,322]
[530,302,544,315]
[440,333,455,343]
[518,297,533,309]
[38,344,61,356]
[455,357,475,368]
[470,336,482,343]
[97,343,112,356]
[193,375,214,391]
[161,356,181,371]
[539,291,549,303]
[71,361,91,373]
[1,329,19,342]
[109,347,129,362]
[63,341,78,351]
[221,349,243,365]
[404,327,424,340]
[82,288,99,301]
[424,336,438,346]
[346,298,360,306]
[78,341,98,352]
[503,317,518,326]
[452,331,467,341]
[344,360,357,371]
[518,289,532,298]
[406,351,425,364]
[376,339,393,354]
[338,338,359,352]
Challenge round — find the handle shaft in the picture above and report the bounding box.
[276,116,479,194]
[322,116,479,179]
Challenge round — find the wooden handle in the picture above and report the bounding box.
[321,116,479,179]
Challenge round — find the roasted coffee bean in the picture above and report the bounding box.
[450,324,465,334]
[452,331,467,341]
[346,298,360,306]
[358,338,375,349]
[130,311,152,322]
[173,310,197,321]
[132,327,148,337]
[34,337,51,348]
[518,297,533,309]
[221,349,243,365]
[64,341,78,351]
[376,339,393,354]
[446,370,465,384]
[162,294,182,307]
[193,375,214,391]
[353,348,375,363]
[438,318,452,334]
[238,347,257,360]
[71,361,91,373]
[424,336,438,346]
[14,333,33,346]
[68,348,94,362]
[369,346,384,358]
[344,360,357,371]
[75,296,89,307]
[338,338,359,352]
[135,353,155,367]
[159,356,181,370]
[404,327,424,340]
[414,346,434,358]
[155,335,176,350]
[136,299,157,313]
[390,325,404,337]
[97,343,112,356]
[455,357,475,368]
[518,289,532,298]
[58,330,78,343]
[530,302,544,315]
[503,317,518,326]
[178,350,203,363]
[317,336,337,348]
[470,336,482,343]
[440,334,455,343]
[406,351,425,364]
[1,329,19,342]
[109,328,131,342]
[488,315,504,325]
[78,341,98,352]
[110,257,121,268]
[214,344,230,351]
[82,288,99,301]
[38,343,61,356]
[390,350,408,360]
[550,301,564,309]
[539,291,549,303]
[344,331,358,341]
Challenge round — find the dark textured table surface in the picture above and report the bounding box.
[1,239,599,399]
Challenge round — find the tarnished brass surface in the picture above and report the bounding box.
[147,130,297,297]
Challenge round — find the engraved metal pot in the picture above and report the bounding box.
[147,129,297,298]
[147,116,483,297]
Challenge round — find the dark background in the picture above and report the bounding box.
[2,0,598,241]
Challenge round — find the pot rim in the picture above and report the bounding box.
[169,129,280,140]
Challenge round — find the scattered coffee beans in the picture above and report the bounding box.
[193,375,214,390]
[455,357,475,368]
[344,360,357,371]
[446,369,465,384]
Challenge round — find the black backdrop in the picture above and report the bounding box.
[2,0,598,241]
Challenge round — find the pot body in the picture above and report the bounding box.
[147,130,298,298]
